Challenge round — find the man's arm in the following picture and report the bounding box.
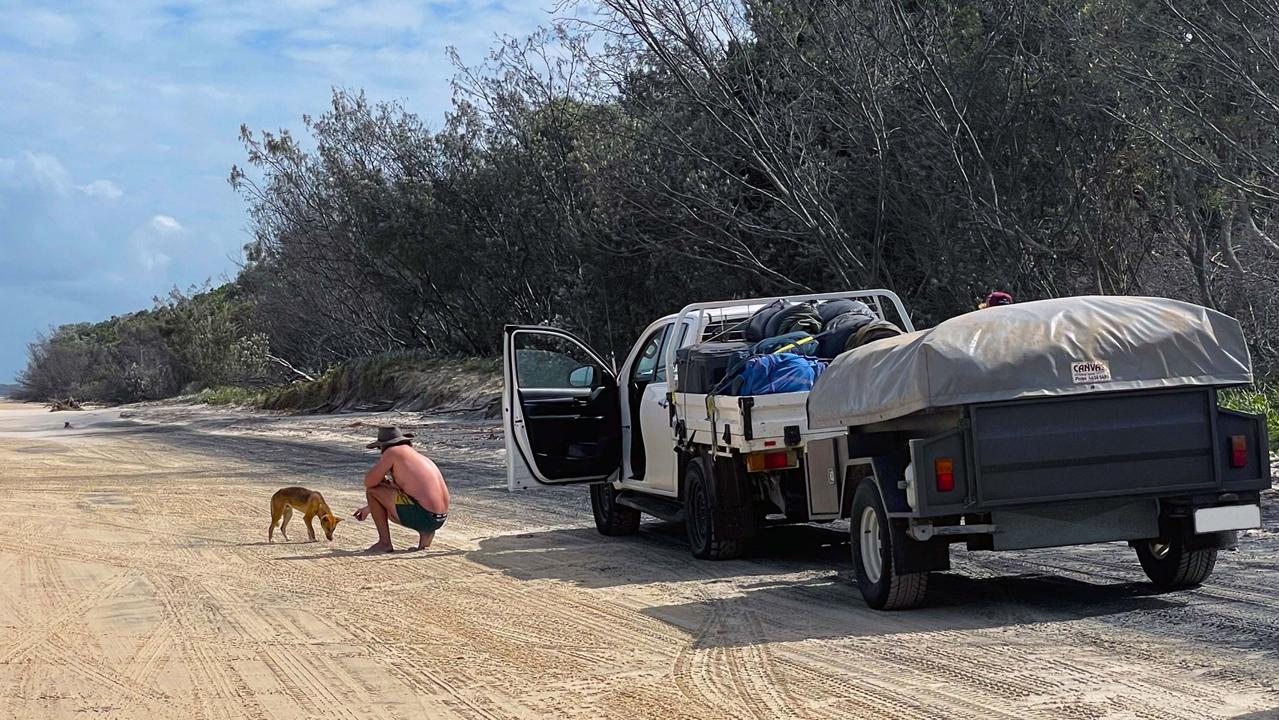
[363,452,395,489]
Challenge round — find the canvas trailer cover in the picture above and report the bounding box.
[807,296,1253,429]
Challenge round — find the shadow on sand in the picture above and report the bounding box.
[466,523,1182,646]
[276,547,467,561]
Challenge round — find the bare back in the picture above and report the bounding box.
[381,445,449,513]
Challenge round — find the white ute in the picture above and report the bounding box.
[502,290,913,560]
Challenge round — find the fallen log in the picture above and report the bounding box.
[47,398,84,412]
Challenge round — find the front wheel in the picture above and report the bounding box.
[851,478,928,610]
[590,483,640,536]
[1134,536,1217,588]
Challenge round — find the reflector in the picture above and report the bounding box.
[935,458,955,492]
[745,450,794,473]
[764,451,790,469]
[1229,435,1247,469]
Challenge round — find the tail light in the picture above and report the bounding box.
[1229,435,1248,469]
[746,450,796,473]
[935,458,955,492]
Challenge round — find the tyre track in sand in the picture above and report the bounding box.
[0,572,135,665]
[126,618,174,689]
[2,406,1278,720]
[670,594,800,720]
[0,555,172,715]
[145,572,269,720]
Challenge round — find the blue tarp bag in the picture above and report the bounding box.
[736,354,826,395]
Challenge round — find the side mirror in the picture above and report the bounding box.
[568,365,596,388]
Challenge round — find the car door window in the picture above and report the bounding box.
[656,323,691,383]
[514,333,605,389]
[631,325,670,383]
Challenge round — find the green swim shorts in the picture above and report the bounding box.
[395,491,448,533]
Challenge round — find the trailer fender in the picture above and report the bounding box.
[847,467,950,574]
[870,455,911,514]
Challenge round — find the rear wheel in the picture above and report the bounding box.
[851,478,928,610]
[685,460,746,560]
[590,483,640,536]
[1135,536,1217,588]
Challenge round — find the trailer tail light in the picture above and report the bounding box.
[1229,435,1248,468]
[746,450,796,473]
[935,458,955,492]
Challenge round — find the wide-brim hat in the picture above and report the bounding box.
[367,426,415,449]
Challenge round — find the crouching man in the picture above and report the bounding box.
[353,427,450,553]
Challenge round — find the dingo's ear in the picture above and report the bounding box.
[332,516,343,525]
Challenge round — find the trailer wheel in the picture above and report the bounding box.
[590,483,640,537]
[685,460,744,560]
[851,478,928,610]
[1134,536,1217,589]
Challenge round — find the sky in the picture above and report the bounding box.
[0,0,552,382]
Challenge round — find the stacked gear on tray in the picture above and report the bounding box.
[675,299,905,397]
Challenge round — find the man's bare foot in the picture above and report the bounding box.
[402,546,423,553]
[365,541,394,553]
[417,532,434,551]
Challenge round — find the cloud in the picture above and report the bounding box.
[23,152,72,195]
[0,0,551,381]
[333,0,427,32]
[150,214,184,234]
[139,249,172,272]
[132,216,185,273]
[5,9,82,48]
[78,179,124,200]
[0,154,122,201]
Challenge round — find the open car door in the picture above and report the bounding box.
[504,325,622,490]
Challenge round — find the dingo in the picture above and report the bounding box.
[269,486,341,542]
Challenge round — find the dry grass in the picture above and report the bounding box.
[260,353,501,416]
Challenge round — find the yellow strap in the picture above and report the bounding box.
[773,336,816,354]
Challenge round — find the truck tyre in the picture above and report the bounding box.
[1134,536,1217,588]
[590,483,641,537]
[851,477,928,610]
[685,460,745,560]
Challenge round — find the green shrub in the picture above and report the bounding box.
[195,386,266,406]
[1222,380,1279,452]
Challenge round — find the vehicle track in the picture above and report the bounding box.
[1,405,1276,720]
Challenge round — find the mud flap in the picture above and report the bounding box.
[1187,530,1237,551]
[709,454,758,542]
[1152,514,1240,551]
[890,517,951,574]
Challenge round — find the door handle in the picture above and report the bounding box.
[657,397,669,409]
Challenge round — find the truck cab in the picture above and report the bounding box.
[504,311,733,493]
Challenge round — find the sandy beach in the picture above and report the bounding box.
[0,400,1276,719]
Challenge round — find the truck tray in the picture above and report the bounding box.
[676,391,842,454]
